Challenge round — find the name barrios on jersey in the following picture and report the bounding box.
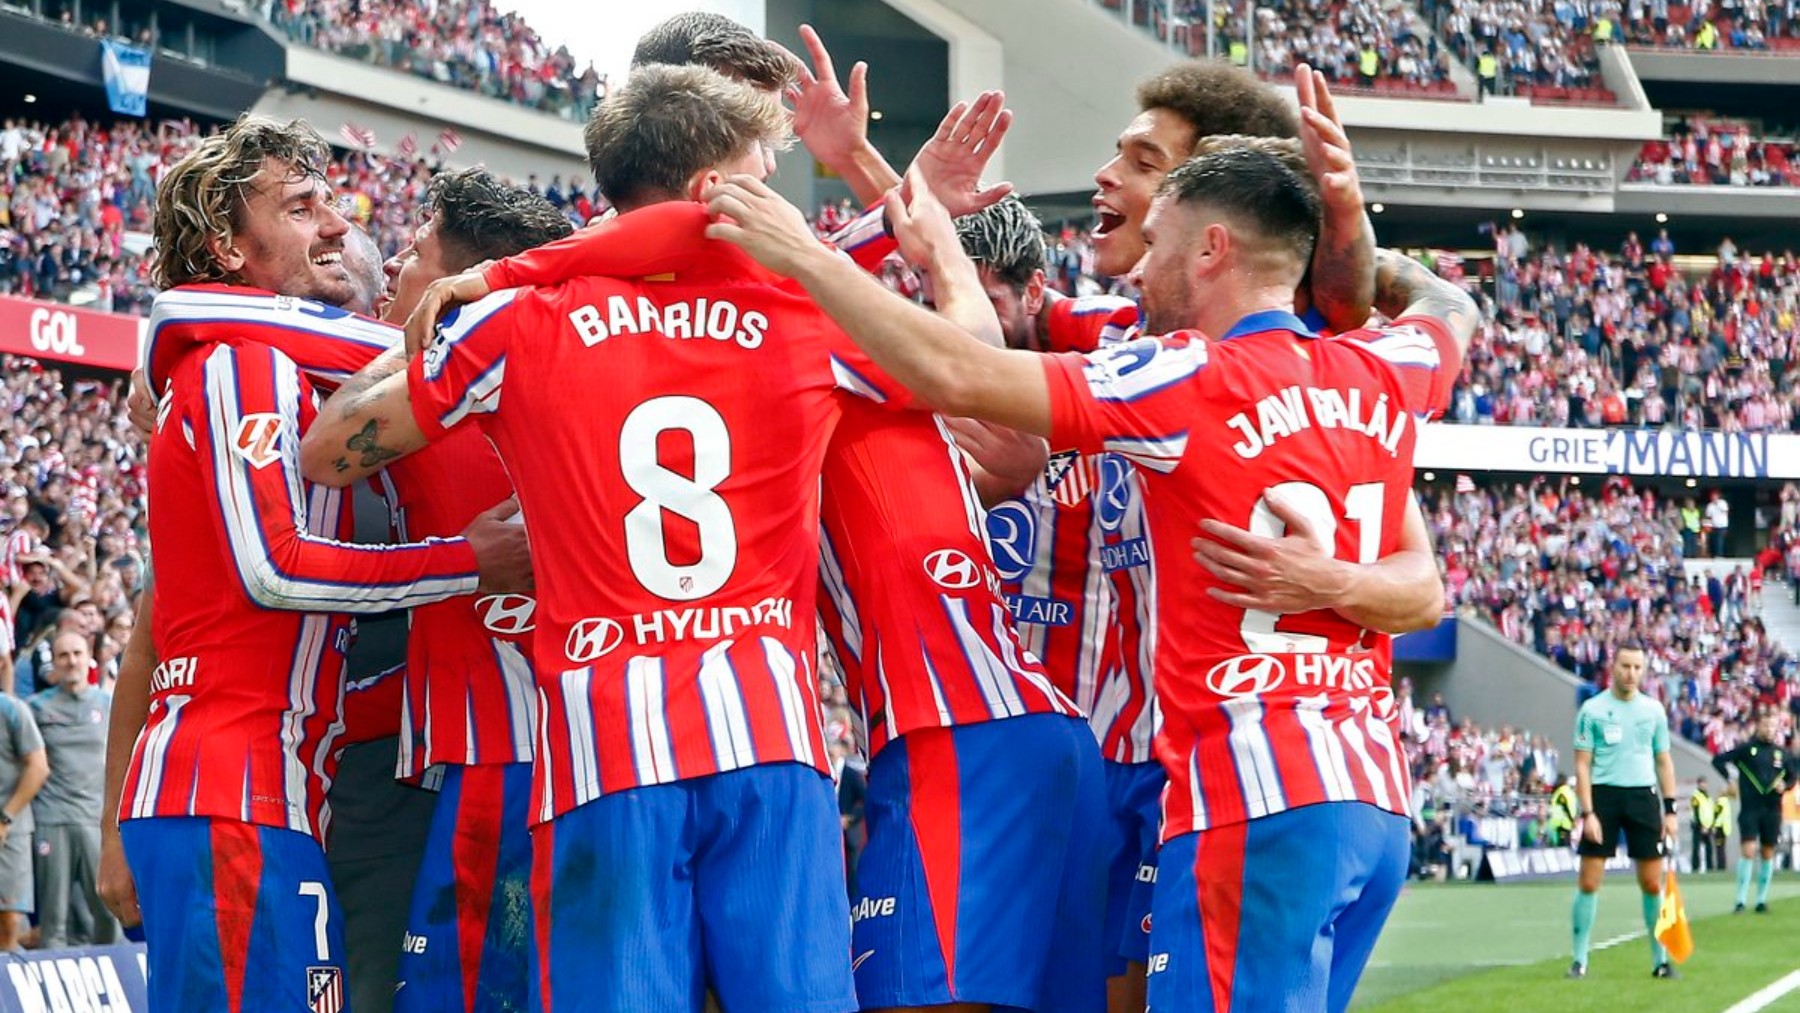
[569,296,768,350]
[1226,385,1408,460]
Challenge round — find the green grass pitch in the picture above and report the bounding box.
[1353,872,1800,1012]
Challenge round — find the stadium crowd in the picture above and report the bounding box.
[0,113,605,320]
[1445,225,1800,433]
[1428,474,1799,753]
[1629,122,1800,187]
[259,0,604,119]
[1416,0,1609,98]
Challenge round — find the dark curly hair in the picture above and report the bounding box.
[424,167,572,272]
[1135,61,1299,149]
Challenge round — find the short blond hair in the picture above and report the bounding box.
[151,115,331,289]
[585,63,791,207]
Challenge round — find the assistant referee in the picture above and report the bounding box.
[1713,709,1797,914]
[1568,644,1680,981]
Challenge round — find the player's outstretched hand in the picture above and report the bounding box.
[945,417,1046,499]
[785,24,871,173]
[704,175,826,277]
[464,498,533,595]
[404,268,494,357]
[127,368,156,436]
[887,165,963,271]
[1293,63,1363,219]
[98,828,141,929]
[911,91,1015,218]
[1191,491,1344,613]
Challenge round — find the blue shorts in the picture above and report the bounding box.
[1146,804,1408,1013]
[852,713,1107,1013]
[397,762,537,1013]
[1102,759,1164,974]
[530,763,854,1013]
[120,816,349,1013]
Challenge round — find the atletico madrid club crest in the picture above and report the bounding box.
[307,966,343,1013]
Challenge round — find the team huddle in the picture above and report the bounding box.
[95,11,1480,1013]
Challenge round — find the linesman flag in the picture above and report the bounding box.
[1655,865,1694,964]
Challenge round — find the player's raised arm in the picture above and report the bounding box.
[705,173,1053,436]
[1372,248,1479,360]
[1294,64,1376,332]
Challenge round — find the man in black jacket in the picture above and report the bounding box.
[1713,710,1798,913]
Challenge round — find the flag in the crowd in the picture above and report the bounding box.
[339,123,377,150]
[395,133,417,159]
[101,39,152,118]
[437,128,463,154]
[1455,474,1475,493]
[1655,867,1694,963]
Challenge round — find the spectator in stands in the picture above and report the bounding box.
[0,691,43,953]
[28,630,116,950]
[264,0,601,120]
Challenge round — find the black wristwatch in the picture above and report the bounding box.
[0,810,16,826]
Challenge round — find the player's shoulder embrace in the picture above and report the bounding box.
[1079,332,1208,403]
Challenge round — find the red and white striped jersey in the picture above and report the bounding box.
[1043,310,1460,840]
[138,285,540,783]
[124,289,482,840]
[817,402,1076,759]
[0,529,38,589]
[418,204,863,823]
[992,295,1158,763]
[386,427,537,780]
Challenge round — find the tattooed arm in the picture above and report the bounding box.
[1372,247,1480,360]
[300,369,426,486]
[302,289,523,487]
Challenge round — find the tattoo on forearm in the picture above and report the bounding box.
[336,350,407,405]
[1373,249,1477,345]
[1311,213,1376,323]
[345,419,401,469]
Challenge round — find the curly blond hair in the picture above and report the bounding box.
[151,116,331,289]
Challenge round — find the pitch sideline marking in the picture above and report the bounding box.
[1592,930,1643,952]
[1721,970,1800,1013]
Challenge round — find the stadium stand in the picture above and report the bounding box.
[1416,0,1615,101]
[1426,475,1796,751]
[261,0,604,119]
[1627,119,1800,186]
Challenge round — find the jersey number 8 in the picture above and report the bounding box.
[620,396,737,601]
